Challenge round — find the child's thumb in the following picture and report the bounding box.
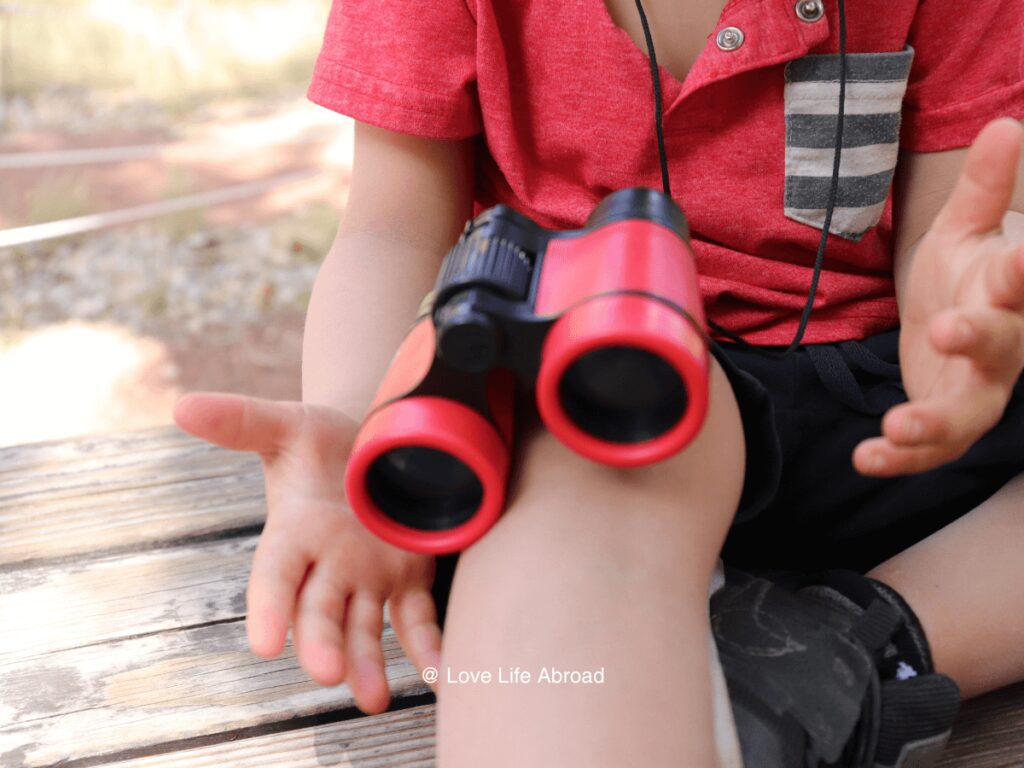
[173,391,301,454]
[935,117,1023,237]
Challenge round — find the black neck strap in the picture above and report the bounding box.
[631,0,849,358]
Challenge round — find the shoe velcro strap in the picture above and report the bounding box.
[850,599,904,656]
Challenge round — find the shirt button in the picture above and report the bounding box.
[795,0,825,22]
[715,26,745,51]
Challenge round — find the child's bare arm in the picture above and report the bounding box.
[303,121,475,417]
[854,118,1024,476]
[174,121,476,714]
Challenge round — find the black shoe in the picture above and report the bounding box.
[710,568,961,767]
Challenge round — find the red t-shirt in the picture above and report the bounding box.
[307,0,1024,345]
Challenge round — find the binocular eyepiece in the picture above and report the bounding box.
[344,188,709,553]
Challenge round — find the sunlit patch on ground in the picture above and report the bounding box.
[0,322,180,447]
[0,3,354,450]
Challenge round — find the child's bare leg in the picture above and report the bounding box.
[436,360,745,767]
[869,471,1024,699]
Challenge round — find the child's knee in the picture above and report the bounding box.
[503,356,745,536]
[441,357,745,620]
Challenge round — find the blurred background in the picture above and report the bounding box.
[0,0,350,447]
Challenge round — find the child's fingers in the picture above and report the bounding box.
[934,118,1023,237]
[344,591,391,715]
[852,434,965,477]
[859,389,1005,474]
[389,587,443,691]
[878,402,950,448]
[173,391,303,454]
[245,523,312,659]
[983,241,1024,311]
[292,559,351,687]
[929,307,1024,379]
[888,390,1005,449]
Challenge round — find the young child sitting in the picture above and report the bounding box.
[173,0,1024,764]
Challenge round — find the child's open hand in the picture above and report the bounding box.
[854,118,1024,477]
[173,392,441,714]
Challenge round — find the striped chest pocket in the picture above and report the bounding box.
[784,47,915,241]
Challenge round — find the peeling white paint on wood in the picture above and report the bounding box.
[0,536,257,662]
[0,620,426,767]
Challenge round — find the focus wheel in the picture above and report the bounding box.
[435,232,531,304]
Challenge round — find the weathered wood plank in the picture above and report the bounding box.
[0,619,427,768]
[939,683,1024,767]
[0,428,418,768]
[0,427,265,567]
[0,426,223,476]
[2,428,1022,768]
[0,535,256,663]
[67,688,1024,768]
[84,704,436,768]
[4,682,1014,768]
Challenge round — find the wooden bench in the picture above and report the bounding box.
[0,426,1020,767]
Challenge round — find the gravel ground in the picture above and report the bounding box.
[1,223,322,338]
[0,92,343,444]
[1,86,316,141]
[0,218,326,446]
[1,88,174,137]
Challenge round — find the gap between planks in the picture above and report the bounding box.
[0,615,424,767]
[53,701,437,768]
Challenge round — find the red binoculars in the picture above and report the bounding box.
[344,188,708,553]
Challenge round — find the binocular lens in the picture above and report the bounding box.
[558,346,688,443]
[366,446,484,531]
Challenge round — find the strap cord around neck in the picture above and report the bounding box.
[632,0,849,359]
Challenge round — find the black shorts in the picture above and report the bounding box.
[717,327,1024,573]
[431,328,1024,626]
